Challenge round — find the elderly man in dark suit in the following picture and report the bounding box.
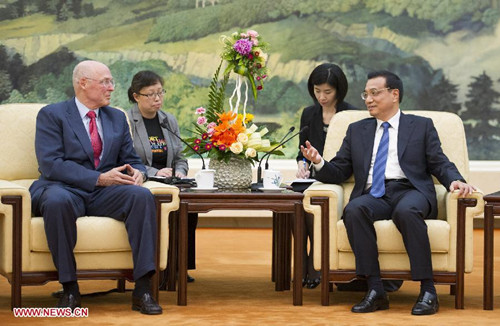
[30,60,162,315]
[301,70,475,315]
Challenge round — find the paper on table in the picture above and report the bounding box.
[290,178,316,184]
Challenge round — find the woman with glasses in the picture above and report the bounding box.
[127,70,197,283]
[296,63,356,289]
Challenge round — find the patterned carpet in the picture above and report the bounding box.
[1,229,499,325]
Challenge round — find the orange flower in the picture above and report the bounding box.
[211,111,246,147]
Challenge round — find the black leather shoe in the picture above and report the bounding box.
[351,289,389,313]
[306,278,321,289]
[187,274,195,283]
[411,291,439,315]
[132,293,163,315]
[56,292,81,311]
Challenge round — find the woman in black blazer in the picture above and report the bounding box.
[296,63,356,288]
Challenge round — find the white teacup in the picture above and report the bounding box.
[195,169,215,189]
[263,170,282,189]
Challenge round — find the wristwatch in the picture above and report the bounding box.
[141,171,148,182]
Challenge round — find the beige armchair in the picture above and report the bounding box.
[303,110,483,308]
[0,103,180,309]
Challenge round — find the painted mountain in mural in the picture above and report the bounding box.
[1,0,499,158]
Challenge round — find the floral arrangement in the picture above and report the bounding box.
[184,30,282,163]
[221,29,269,101]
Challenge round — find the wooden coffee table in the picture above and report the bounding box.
[172,188,306,306]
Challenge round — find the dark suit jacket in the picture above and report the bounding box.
[127,104,188,177]
[30,98,145,200]
[314,112,465,219]
[296,101,356,162]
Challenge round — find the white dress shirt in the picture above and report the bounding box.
[366,109,407,188]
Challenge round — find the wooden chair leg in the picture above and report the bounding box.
[329,282,334,292]
[117,279,126,292]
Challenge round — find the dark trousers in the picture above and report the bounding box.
[32,184,157,283]
[342,179,433,280]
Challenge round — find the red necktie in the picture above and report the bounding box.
[87,111,102,168]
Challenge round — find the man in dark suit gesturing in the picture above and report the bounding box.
[30,60,162,314]
[301,70,475,315]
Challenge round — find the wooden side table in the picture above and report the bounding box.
[483,191,500,310]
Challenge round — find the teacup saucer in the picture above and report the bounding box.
[258,187,286,193]
[191,187,218,192]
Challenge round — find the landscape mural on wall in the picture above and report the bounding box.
[0,0,499,159]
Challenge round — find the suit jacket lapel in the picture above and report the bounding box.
[398,112,414,159]
[362,119,376,176]
[99,107,114,165]
[66,99,94,163]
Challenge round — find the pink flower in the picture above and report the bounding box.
[207,127,215,136]
[262,74,267,79]
[246,30,259,45]
[247,30,259,38]
[233,39,253,55]
[193,145,200,151]
[257,85,263,91]
[256,76,261,81]
[207,122,217,129]
[195,107,206,115]
[197,116,207,125]
[205,143,212,150]
[218,144,226,151]
[202,133,208,140]
[248,53,253,60]
[194,138,201,144]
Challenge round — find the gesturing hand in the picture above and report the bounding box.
[97,164,140,186]
[300,141,322,165]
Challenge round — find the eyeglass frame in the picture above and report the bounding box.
[85,77,115,88]
[361,87,392,100]
[136,89,167,100]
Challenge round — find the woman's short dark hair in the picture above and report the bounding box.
[367,70,404,103]
[307,63,348,105]
[127,70,164,103]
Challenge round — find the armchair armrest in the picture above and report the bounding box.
[303,182,345,271]
[142,181,180,271]
[445,190,484,272]
[0,180,32,276]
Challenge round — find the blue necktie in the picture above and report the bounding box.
[370,122,390,198]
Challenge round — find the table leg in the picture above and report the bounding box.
[272,212,277,283]
[284,213,292,290]
[484,204,494,310]
[178,202,188,306]
[293,202,304,306]
[275,213,285,291]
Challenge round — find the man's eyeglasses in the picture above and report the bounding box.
[86,77,115,88]
[361,87,392,100]
[137,89,166,100]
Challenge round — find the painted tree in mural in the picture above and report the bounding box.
[420,74,461,115]
[462,72,500,159]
